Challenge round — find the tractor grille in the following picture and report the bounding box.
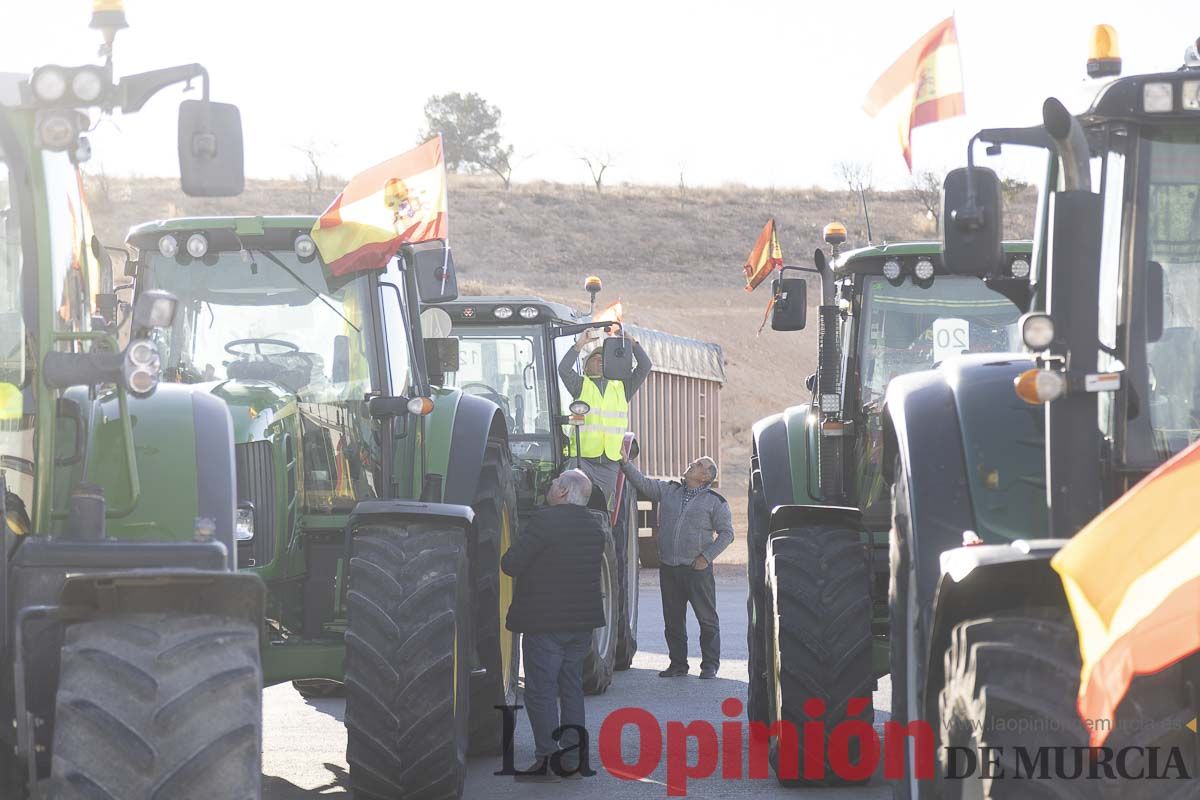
[235,441,276,568]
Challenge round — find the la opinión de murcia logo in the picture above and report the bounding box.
[493,700,1194,796]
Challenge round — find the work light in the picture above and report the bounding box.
[1143,82,1173,113]
[158,234,178,258]
[1010,258,1031,279]
[31,66,67,102]
[493,306,513,319]
[294,234,317,259]
[185,233,208,258]
[914,258,935,281]
[569,401,590,417]
[1021,313,1055,351]
[882,259,902,281]
[519,306,539,319]
[236,506,255,542]
[70,67,105,103]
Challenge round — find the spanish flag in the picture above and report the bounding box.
[863,16,965,171]
[595,301,624,325]
[743,218,783,292]
[311,137,448,276]
[1051,441,1200,746]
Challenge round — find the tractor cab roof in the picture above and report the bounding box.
[1083,68,1200,126]
[439,296,581,326]
[126,215,320,252]
[833,240,1032,278]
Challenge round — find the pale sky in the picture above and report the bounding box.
[4,1,1197,189]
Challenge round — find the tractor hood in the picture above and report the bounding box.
[202,379,297,443]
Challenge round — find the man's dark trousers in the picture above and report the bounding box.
[522,630,593,769]
[660,564,720,672]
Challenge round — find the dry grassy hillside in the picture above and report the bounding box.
[88,175,1035,557]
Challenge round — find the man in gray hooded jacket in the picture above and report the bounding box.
[619,455,733,678]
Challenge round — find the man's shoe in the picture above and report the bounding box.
[514,759,560,783]
[699,668,718,679]
[658,666,689,677]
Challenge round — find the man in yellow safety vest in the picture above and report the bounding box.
[557,330,652,507]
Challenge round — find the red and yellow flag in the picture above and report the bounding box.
[743,218,783,292]
[311,137,448,276]
[863,16,965,171]
[1051,441,1200,746]
[595,301,624,324]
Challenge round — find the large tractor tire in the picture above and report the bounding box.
[764,529,873,786]
[0,746,25,799]
[889,455,918,800]
[49,613,262,800]
[466,438,520,755]
[938,607,1091,800]
[292,679,343,699]
[344,526,472,800]
[582,524,620,694]
[745,466,771,724]
[614,486,639,671]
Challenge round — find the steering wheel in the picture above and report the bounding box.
[225,338,301,358]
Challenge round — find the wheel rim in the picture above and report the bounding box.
[595,551,614,656]
[498,505,516,692]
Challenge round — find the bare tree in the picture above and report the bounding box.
[677,162,687,209]
[578,152,613,194]
[836,160,874,197]
[912,169,944,234]
[294,141,330,207]
[86,162,113,208]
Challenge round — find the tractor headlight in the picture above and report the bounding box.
[158,234,179,258]
[31,66,67,103]
[1010,258,1031,279]
[882,259,902,280]
[1143,82,1173,113]
[236,505,255,542]
[914,258,935,281]
[1021,313,1055,351]
[70,67,105,103]
[35,110,79,151]
[123,338,161,396]
[185,233,208,259]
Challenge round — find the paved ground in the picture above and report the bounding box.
[262,567,894,798]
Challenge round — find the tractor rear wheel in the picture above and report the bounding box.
[889,454,917,800]
[614,486,639,671]
[49,612,262,800]
[745,465,770,724]
[764,529,873,786]
[938,607,1091,799]
[582,523,619,694]
[466,438,520,755]
[344,526,471,800]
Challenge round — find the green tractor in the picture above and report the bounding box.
[0,4,265,798]
[881,35,1200,799]
[124,217,520,798]
[746,228,1032,783]
[435,292,641,694]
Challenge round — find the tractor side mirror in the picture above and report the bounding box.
[332,335,350,384]
[770,277,808,331]
[410,244,459,304]
[601,336,635,381]
[805,372,816,393]
[1146,260,1165,344]
[942,166,1004,277]
[424,337,460,375]
[178,100,245,197]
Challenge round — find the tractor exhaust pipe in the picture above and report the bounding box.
[1043,98,1091,193]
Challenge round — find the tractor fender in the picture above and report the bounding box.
[768,504,861,534]
[923,540,1070,708]
[59,569,267,636]
[441,392,508,507]
[750,403,820,518]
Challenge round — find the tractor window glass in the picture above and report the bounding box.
[1142,130,1200,460]
[446,326,552,463]
[42,152,91,340]
[378,259,413,396]
[0,147,35,535]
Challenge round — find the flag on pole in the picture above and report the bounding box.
[863,16,965,171]
[743,218,784,292]
[311,137,449,276]
[1051,440,1200,746]
[595,301,624,324]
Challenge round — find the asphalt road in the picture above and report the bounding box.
[262,567,894,799]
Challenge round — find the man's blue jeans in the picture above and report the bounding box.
[521,630,593,766]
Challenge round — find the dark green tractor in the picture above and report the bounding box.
[0,5,265,798]
[881,39,1200,799]
[436,293,640,695]
[124,219,521,798]
[746,228,1031,784]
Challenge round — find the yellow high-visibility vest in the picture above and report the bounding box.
[567,378,628,460]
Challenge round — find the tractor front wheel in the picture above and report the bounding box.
[582,523,619,694]
[344,526,471,800]
[49,612,262,800]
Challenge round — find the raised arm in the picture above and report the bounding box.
[625,340,653,397]
[619,459,665,502]
[557,342,584,399]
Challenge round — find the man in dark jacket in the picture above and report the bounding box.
[501,469,605,781]
[620,456,733,679]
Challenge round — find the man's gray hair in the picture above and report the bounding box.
[699,457,718,483]
[560,469,593,506]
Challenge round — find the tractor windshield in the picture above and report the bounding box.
[0,136,35,533]
[446,324,554,462]
[857,275,1023,407]
[1141,130,1200,461]
[141,249,380,402]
